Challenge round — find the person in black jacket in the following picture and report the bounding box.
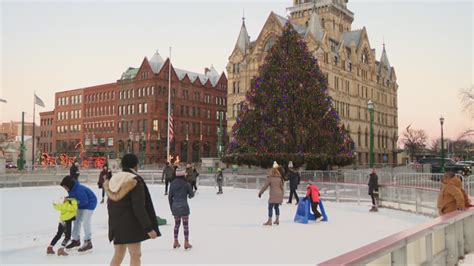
[169,169,194,250]
[286,161,300,204]
[161,162,175,195]
[69,161,80,180]
[368,168,379,212]
[98,164,112,204]
[104,154,160,265]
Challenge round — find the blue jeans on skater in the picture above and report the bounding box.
[268,203,280,218]
[72,209,93,241]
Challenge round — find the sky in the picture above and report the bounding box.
[1,0,473,142]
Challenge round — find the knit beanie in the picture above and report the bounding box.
[122,153,139,169]
[60,176,76,190]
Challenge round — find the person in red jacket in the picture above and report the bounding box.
[306,183,322,222]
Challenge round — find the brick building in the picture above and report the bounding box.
[0,121,35,140]
[40,51,227,164]
[39,111,54,153]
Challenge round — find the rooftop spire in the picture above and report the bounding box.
[235,15,250,53]
[380,43,391,70]
[306,4,324,42]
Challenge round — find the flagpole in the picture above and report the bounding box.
[32,92,36,169]
[167,47,171,162]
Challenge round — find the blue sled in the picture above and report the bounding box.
[294,198,328,224]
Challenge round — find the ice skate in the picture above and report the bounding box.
[263,218,272,226]
[65,239,80,250]
[46,246,55,255]
[369,206,376,212]
[274,216,280,225]
[173,240,181,249]
[100,198,104,204]
[184,241,193,250]
[57,247,68,256]
[77,240,92,253]
[316,217,323,223]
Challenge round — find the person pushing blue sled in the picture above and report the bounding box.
[294,183,328,224]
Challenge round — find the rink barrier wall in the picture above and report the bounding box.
[319,193,474,266]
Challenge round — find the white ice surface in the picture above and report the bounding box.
[1,184,430,265]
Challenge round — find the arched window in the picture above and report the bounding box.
[264,36,276,52]
[361,48,369,64]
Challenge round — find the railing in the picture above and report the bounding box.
[319,196,474,265]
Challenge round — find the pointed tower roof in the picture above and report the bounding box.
[235,17,250,53]
[380,44,391,70]
[206,65,220,86]
[306,4,324,42]
[149,50,165,73]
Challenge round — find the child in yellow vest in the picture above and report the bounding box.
[47,197,78,256]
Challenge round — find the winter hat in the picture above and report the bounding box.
[272,161,279,168]
[175,169,186,177]
[122,153,139,169]
[288,161,294,168]
[60,176,76,190]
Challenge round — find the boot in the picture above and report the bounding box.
[57,247,68,256]
[274,216,280,225]
[373,206,379,212]
[173,240,181,249]
[65,239,80,250]
[184,241,193,250]
[46,246,55,255]
[263,218,272,226]
[78,240,92,252]
[369,206,376,212]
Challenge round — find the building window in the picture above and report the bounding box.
[144,103,148,113]
[138,103,142,114]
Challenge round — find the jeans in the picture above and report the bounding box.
[311,201,322,219]
[72,209,93,241]
[268,203,280,218]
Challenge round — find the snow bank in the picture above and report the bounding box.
[0,184,429,265]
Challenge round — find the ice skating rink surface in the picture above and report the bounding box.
[1,184,429,265]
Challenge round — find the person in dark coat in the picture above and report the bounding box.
[69,161,80,180]
[286,161,300,204]
[368,168,379,212]
[98,164,112,204]
[104,154,160,266]
[191,165,199,192]
[168,168,195,250]
[161,162,175,195]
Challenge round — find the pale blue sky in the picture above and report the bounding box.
[1,0,472,141]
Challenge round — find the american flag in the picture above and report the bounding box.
[169,112,174,143]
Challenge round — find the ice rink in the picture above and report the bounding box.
[1,184,430,265]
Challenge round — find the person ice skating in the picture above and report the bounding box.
[61,176,97,252]
[286,161,300,204]
[162,161,174,195]
[368,168,379,212]
[104,153,160,266]
[258,161,284,226]
[437,171,472,216]
[168,169,195,250]
[70,161,80,180]
[47,197,78,256]
[216,168,224,194]
[191,165,199,192]
[98,164,112,204]
[306,182,323,222]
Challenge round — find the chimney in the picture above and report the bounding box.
[204,67,210,75]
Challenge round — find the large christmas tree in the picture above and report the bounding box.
[223,23,354,169]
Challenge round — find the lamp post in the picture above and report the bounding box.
[440,116,445,173]
[139,132,145,167]
[368,100,375,168]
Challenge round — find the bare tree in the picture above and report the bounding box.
[401,124,428,161]
[429,138,441,153]
[459,85,474,119]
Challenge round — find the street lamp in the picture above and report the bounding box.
[368,100,375,168]
[440,116,445,173]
